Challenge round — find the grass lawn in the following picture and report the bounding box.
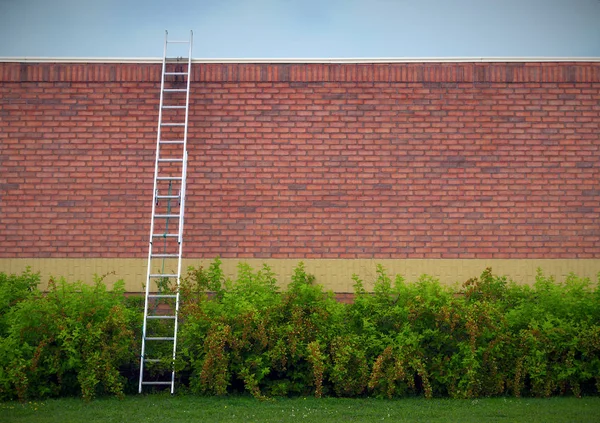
[2,395,600,423]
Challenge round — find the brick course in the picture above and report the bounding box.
[1,61,599,259]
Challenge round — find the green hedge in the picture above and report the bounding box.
[1,262,599,401]
[0,270,139,401]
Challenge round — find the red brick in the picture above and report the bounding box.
[0,62,599,259]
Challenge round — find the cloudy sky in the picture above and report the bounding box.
[0,0,599,58]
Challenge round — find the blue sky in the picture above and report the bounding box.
[0,0,599,58]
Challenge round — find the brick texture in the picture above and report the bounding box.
[0,62,599,259]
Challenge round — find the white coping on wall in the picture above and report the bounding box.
[1,57,599,64]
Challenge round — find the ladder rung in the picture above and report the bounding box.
[159,140,185,144]
[161,123,185,126]
[167,40,190,44]
[156,177,182,180]
[151,233,179,237]
[149,273,178,277]
[147,315,177,319]
[158,158,184,162]
[148,294,177,299]
[162,105,186,109]
[151,254,179,258]
[145,337,175,341]
[164,72,188,76]
[163,89,187,92]
[143,359,162,363]
[141,381,173,385]
[154,214,180,218]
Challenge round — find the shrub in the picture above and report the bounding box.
[0,274,138,401]
[0,268,40,337]
[178,261,345,399]
[176,262,600,399]
[1,263,598,400]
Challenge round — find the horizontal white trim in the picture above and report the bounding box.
[1,56,600,64]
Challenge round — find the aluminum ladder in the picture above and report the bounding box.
[139,30,193,394]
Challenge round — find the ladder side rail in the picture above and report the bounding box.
[171,150,188,393]
[178,30,193,248]
[178,150,188,246]
[182,30,193,157]
[170,30,193,395]
[139,29,169,395]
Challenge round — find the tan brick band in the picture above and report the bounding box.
[1,258,598,293]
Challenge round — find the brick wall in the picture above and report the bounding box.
[1,61,599,260]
